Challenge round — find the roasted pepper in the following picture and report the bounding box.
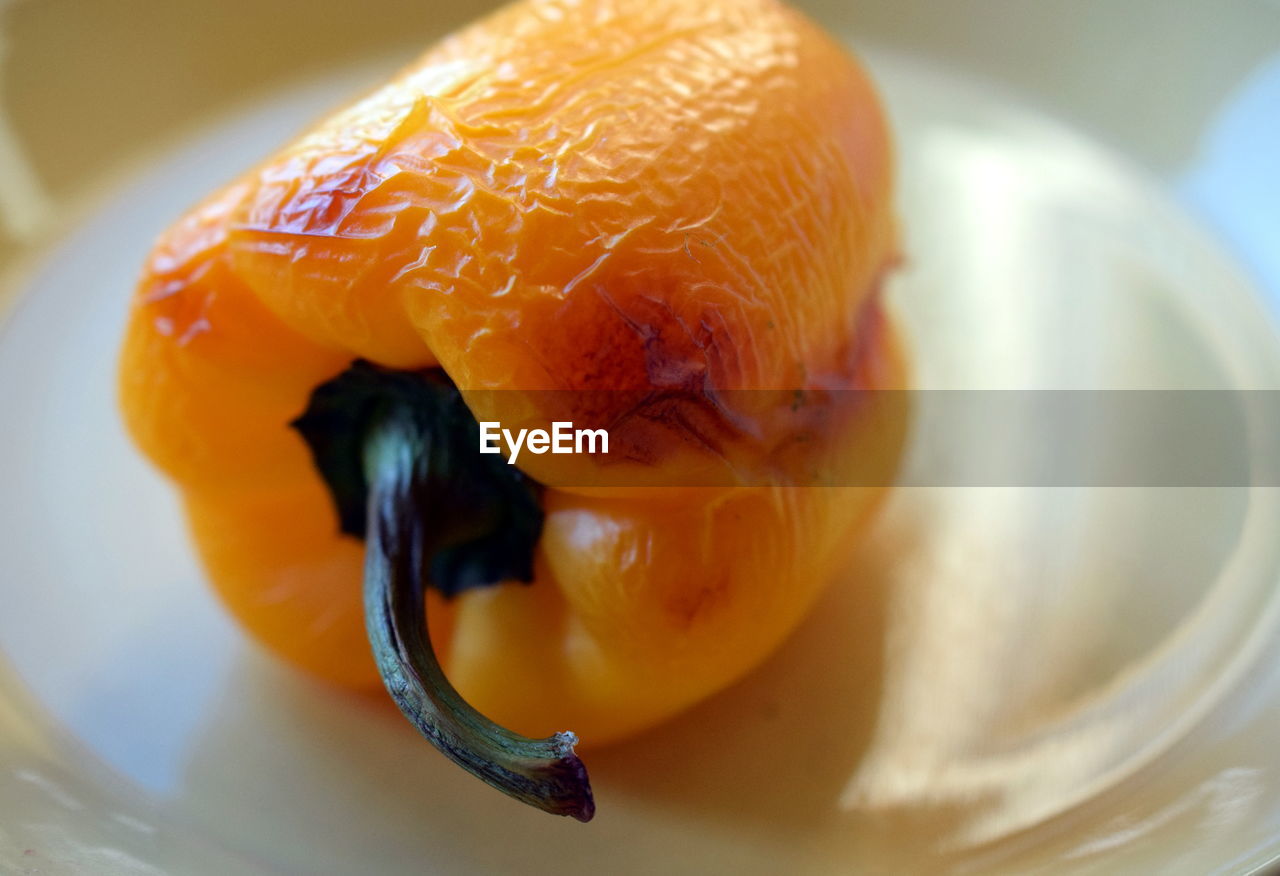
[118,0,906,821]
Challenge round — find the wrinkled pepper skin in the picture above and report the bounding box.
[118,0,905,745]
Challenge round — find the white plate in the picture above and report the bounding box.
[2,18,1280,876]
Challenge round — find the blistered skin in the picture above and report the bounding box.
[119,0,905,742]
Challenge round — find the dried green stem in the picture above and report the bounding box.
[362,411,594,822]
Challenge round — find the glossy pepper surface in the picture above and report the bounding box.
[118,0,906,819]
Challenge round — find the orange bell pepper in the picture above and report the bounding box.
[118,0,905,821]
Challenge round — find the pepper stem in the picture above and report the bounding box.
[361,410,595,822]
